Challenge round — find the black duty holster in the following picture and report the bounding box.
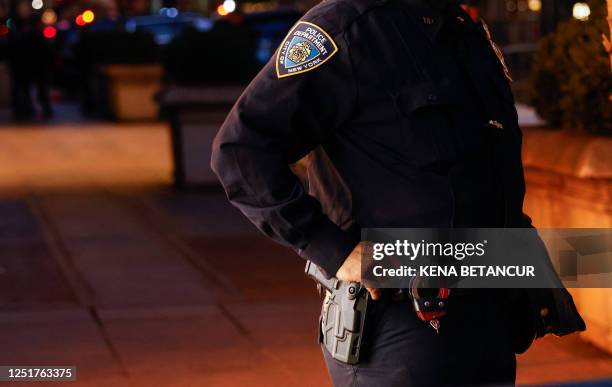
[305,261,369,364]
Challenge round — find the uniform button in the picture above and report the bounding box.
[428,94,438,103]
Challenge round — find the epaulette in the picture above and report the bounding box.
[304,0,392,36]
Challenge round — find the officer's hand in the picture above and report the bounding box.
[336,243,382,301]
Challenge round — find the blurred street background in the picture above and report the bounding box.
[0,0,611,386]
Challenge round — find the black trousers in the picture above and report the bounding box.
[322,290,516,387]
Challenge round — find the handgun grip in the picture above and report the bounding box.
[305,260,339,292]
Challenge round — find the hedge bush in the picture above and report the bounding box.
[528,0,611,135]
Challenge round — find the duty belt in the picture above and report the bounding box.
[390,277,451,334]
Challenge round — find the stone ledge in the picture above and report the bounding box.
[524,169,612,212]
[522,129,612,179]
[103,64,163,81]
[522,129,612,354]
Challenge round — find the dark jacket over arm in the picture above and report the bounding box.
[211,4,361,276]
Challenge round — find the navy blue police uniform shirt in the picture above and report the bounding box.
[211,0,531,277]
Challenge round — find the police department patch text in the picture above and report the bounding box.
[276,21,338,78]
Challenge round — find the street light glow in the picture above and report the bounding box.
[57,20,70,30]
[42,9,57,25]
[223,0,236,13]
[527,0,541,12]
[217,4,229,16]
[82,10,95,23]
[167,7,178,18]
[43,25,56,39]
[572,3,590,21]
[75,14,85,26]
[31,0,43,10]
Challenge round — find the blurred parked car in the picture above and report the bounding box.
[159,8,301,187]
[125,12,212,45]
[242,9,301,64]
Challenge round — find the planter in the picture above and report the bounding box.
[158,85,244,187]
[522,128,612,353]
[103,64,163,121]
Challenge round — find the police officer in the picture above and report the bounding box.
[211,0,583,385]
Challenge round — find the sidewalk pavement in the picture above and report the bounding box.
[0,123,610,386]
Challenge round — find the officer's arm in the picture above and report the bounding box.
[211,19,358,277]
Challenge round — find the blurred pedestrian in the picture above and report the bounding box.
[7,0,53,120]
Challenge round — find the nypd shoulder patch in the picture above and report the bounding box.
[276,21,338,79]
